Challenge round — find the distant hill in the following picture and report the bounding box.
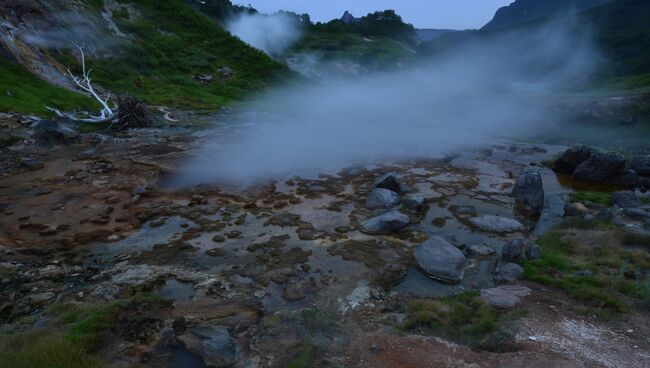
[419,0,650,90]
[415,29,456,42]
[483,0,613,30]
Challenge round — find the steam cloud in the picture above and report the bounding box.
[174,19,600,186]
[226,12,303,56]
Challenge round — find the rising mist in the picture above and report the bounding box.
[174,19,600,186]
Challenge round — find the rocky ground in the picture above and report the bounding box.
[1,110,650,367]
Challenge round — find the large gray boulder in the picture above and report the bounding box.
[359,211,410,234]
[513,169,544,215]
[375,173,402,193]
[366,188,400,210]
[469,215,525,233]
[572,152,626,182]
[494,263,524,282]
[481,285,531,308]
[630,155,650,176]
[414,236,468,284]
[552,146,593,174]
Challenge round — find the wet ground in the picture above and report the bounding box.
[1,113,649,367]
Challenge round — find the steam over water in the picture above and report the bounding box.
[175,19,600,186]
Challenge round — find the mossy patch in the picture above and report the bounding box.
[0,331,102,368]
[402,291,523,351]
[571,191,614,206]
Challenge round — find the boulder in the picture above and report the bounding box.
[469,215,525,233]
[20,157,44,171]
[613,191,641,208]
[366,188,400,210]
[552,146,593,174]
[481,285,531,308]
[494,263,524,282]
[513,169,544,215]
[501,239,524,262]
[630,155,650,176]
[178,326,236,368]
[572,152,626,182]
[414,236,468,284]
[359,211,410,234]
[375,173,402,193]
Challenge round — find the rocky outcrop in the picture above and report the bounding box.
[414,236,468,284]
[483,0,611,30]
[513,168,544,215]
[375,173,402,193]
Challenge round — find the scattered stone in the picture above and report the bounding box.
[565,202,589,217]
[226,230,242,239]
[375,173,402,193]
[552,146,593,174]
[469,215,525,233]
[494,263,524,282]
[468,244,496,258]
[501,239,525,262]
[172,317,187,335]
[513,169,544,215]
[359,211,410,234]
[20,157,44,171]
[613,191,641,208]
[73,229,112,244]
[481,285,531,308]
[403,196,427,211]
[264,213,301,227]
[212,235,226,243]
[366,188,400,210]
[178,326,236,368]
[630,155,650,176]
[414,236,468,284]
[206,248,225,257]
[525,245,542,261]
[572,152,626,182]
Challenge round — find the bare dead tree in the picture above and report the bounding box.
[46,42,118,124]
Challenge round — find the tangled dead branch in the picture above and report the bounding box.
[46,42,118,124]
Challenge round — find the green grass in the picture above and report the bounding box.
[523,224,650,316]
[52,0,291,110]
[286,343,318,368]
[0,331,102,368]
[0,58,97,116]
[571,191,614,206]
[402,291,521,351]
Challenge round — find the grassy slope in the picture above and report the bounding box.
[0,58,97,115]
[0,0,290,115]
[290,30,419,71]
[81,0,290,109]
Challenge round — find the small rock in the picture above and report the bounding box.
[630,155,650,176]
[375,173,402,193]
[469,215,525,233]
[525,245,542,261]
[613,191,641,208]
[494,263,524,282]
[481,285,531,308]
[20,157,44,171]
[212,235,226,243]
[501,239,525,262]
[565,202,589,217]
[359,211,410,235]
[467,244,496,258]
[403,196,427,211]
[366,188,401,210]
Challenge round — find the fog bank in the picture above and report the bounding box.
[174,20,600,186]
[225,12,303,56]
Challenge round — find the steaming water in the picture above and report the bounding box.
[174,19,600,186]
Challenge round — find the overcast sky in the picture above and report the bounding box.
[233,0,514,29]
